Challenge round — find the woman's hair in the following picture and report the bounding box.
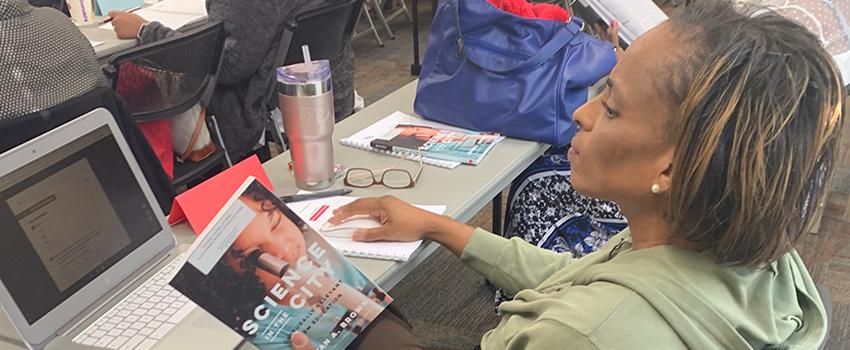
[662,0,845,265]
[244,180,288,214]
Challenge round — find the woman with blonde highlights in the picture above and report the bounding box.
[292,0,845,348]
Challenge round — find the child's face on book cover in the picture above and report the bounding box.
[231,196,307,271]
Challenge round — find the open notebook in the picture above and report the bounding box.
[341,111,504,169]
[288,196,446,261]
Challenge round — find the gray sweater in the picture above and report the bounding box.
[0,0,106,120]
[139,0,355,159]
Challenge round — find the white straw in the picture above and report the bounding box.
[301,45,312,65]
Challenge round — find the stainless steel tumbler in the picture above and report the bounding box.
[277,56,335,190]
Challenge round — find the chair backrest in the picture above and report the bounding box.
[27,0,64,11]
[0,86,176,213]
[103,21,226,122]
[275,0,364,68]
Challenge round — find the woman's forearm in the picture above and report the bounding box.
[425,214,476,256]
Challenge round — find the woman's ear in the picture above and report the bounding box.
[654,148,674,194]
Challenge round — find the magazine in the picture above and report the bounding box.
[170,177,391,349]
[344,111,504,167]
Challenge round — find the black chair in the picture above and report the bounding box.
[102,20,231,190]
[265,0,365,150]
[276,0,365,68]
[27,0,63,10]
[0,86,176,214]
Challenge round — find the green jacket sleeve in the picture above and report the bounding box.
[460,228,576,295]
[482,319,598,350]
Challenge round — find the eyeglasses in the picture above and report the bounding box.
[343,152,423,189]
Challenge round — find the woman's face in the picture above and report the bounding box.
[568,24,678,205]
[230,196,307,268]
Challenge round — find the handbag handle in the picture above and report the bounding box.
[454,1,579,75]
[178,103,207,162]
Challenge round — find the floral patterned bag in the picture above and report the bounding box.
[493,146,628,308]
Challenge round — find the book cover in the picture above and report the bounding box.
[170,178,391,349]
[369,124,433,152]
[368,123,503,165]
[420,129,503,165]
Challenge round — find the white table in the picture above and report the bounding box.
[79,1,208,61]
[173,80,547,290]
[80,24,138,60]
[0,80,545,350]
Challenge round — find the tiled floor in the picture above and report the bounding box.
[351,2,850,348]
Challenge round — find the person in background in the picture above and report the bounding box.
[291,0,845,347]
[108,0,356,161]
[0,0,175,213]
[0,0,105,120]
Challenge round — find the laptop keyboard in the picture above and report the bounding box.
[72,255,196,350]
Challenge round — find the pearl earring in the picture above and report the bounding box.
[651,184,661,194]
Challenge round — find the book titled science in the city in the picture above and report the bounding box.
[170,177,392,349]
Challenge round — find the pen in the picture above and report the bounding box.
[102,6,141,24]
[279,188,352,203]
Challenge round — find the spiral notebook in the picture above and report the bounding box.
[340,112,468,169]
[288,196,446,261]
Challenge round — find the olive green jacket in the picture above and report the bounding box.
[462,228,826,349]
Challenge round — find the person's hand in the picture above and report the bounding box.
[328,196,439,242]
[290,332,315,350]
[108,10,148,39]
[607,20,622,59]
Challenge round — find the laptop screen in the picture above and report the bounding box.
[0,125,162,325]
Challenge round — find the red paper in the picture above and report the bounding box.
[168,155,274,235]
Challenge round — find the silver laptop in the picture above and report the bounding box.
[0,109,241,350]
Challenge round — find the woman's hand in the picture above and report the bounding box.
[328,196,476,256]
[328,196,438,242]
[291,332,315,350]
[108,11,148,39]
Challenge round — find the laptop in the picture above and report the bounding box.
[0,108,241,350]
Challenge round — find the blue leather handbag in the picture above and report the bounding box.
[413,0,617,147]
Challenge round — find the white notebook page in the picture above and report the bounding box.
[288,196,447,261]
[145,0,206,15]
[101,8,203,30]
